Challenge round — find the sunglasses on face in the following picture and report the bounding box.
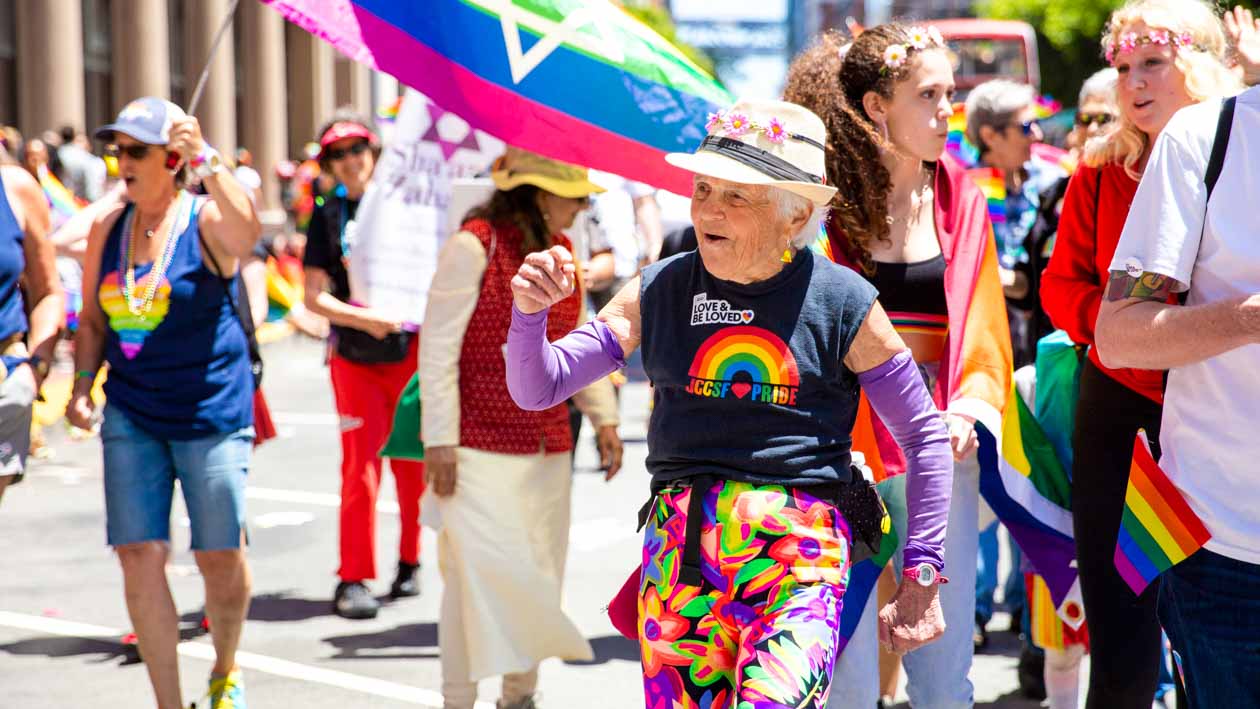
[104,143,156,160]
[1076,112,1115,128]
[1010,119,1040,136]
[325,141,371,162]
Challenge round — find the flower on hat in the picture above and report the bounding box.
[764,118,787,144]
[907,27,931,51]
[724,112,751,137]
[705,111,724,134]
[884,44,908,70]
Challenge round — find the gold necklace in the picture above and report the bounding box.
[121,195,185,316]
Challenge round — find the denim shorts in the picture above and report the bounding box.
[102,404,254,550]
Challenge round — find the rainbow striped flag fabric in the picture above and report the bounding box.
[1115,430,1211,596]
[37,166,86,229]
[945,105,979,167]
[262,0,733,194]
[966,167,1007,227]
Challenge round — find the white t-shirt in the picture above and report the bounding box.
[1109,87,1260,564]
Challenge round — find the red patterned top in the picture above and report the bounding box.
[457,219,581,454]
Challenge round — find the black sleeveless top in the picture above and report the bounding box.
[866,255,947,316]
[639,248,878,487]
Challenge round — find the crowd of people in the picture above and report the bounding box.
[2,0,1260,708]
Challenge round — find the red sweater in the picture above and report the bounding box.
[1040,162,1164,403]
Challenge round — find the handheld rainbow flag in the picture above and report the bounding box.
[37,166,87,229]
[262,0,733,194]
[376,95,403,123]
[966,167,1006,227]
[1115,430,1211,596]
[1033,95,1062,120]
[945,104,979,167]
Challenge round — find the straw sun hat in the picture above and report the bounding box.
[490,146,606,199]
[666,98,837,207]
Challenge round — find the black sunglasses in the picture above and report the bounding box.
[104,143,156,160]
[1076,112,1115,127]
[324,141,371,162]
[1011,119,1040,136]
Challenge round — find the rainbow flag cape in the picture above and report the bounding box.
[966,167,1006,227]
[262,0,733,194]
[823,155,1084,646]
[1115,430,1211,596]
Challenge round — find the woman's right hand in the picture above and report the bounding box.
[66,392,96,431]
[511,246,577,314]
[425,445,458,497]
[358,311,403,340]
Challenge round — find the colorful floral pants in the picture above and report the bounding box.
[639,479,852,709]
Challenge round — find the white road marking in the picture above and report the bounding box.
[247,486,400,514]
[0,611,495,708]
[253,511,316,529]
[270,412,339,426]
[568,518,638,553]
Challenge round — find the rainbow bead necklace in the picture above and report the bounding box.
[119,193,188,316]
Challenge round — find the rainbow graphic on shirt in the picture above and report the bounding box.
[966,167,1007,227]
[98,270,173,360]
[1115,430,1212,596]
[685,325,800,406]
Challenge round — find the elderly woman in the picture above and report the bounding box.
[67,97,261,709]
[1041,2,1241,706]
[965,80,1069,366]
[505,100,952,707]
[419,146,622,709]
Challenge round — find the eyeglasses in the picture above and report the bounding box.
[1011,119,1040,136]
[104,143,155,160]
[324,141,370,162]
[1075,112,1115,128]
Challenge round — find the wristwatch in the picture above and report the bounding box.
[28,354,50,380]
[191,147,224,179]
[905,563,949,587]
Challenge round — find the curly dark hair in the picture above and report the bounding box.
[783,24,930,274]
[464,185,551,256]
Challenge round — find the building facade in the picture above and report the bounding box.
[0,0,400,218]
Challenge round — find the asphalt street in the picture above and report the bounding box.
[1,336,1050,708]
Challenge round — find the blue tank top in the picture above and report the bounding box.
[640,248,877,486]
[0,170,27,342]
[98,195,252,439]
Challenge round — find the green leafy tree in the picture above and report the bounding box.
[620,5,720,79]
[977,0,1259,106]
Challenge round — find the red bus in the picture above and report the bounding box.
[932,19,1040,98]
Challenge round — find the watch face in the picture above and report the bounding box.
[916,564,935,585]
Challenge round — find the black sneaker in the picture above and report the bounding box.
[389,561,421,599]
[1017,644,1047,700]
[333,581,379,619]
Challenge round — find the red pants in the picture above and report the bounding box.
[329,338,425,582]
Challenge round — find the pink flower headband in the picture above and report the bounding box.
[705,110,793,145]
[882,26,947,75]
[1104,29,1207,64]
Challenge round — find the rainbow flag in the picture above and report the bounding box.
[376,95,403,123]
[946,104,979,167]
[808,221,834,262]
[1033,95,1062,120]
[262,0,733,194]
[966,167,1006,227]
[1115,430,1211,596]
[37,166,86,229]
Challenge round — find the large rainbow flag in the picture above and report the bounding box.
[262,0,733,194]
[37,166,87,229]
[966,167,1006,227]
[1115,430,1211,596]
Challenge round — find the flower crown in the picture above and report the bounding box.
[704,110,796,145]
[1104,29,1206,64]
[881,26,947,75]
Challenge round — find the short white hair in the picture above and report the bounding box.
[965,79,1037,153]
[1078,68,1118,108]
[771,187,827,250]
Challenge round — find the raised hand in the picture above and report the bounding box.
[167,116,205,165]
[511,245,577,314]
[1226,5,1260,85]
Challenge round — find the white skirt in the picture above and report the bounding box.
[425,446,593,682]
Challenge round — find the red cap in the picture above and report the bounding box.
[318,121,378,158]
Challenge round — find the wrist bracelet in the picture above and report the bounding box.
[75,370,96,380]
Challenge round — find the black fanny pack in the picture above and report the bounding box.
[334,328,414,364]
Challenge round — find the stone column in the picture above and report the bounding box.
[238,1,288,217]
[110,0,170,110]
[16,0,86,136]
[334,58,372,119]
[184,0,237,158]
[286,22,335,156]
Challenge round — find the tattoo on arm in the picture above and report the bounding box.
[1104,270,1177,303]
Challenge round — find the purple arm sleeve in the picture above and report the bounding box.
[506,305,626,411]
[857,350,953,571]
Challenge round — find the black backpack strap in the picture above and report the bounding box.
[198,220,263,390]
[1205,95,1237,203]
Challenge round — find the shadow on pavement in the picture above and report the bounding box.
[323,622,440,660]
[0,634,142,666]
[563,634,639,665]
[976,688,1043,708]
[242,591,338,623]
